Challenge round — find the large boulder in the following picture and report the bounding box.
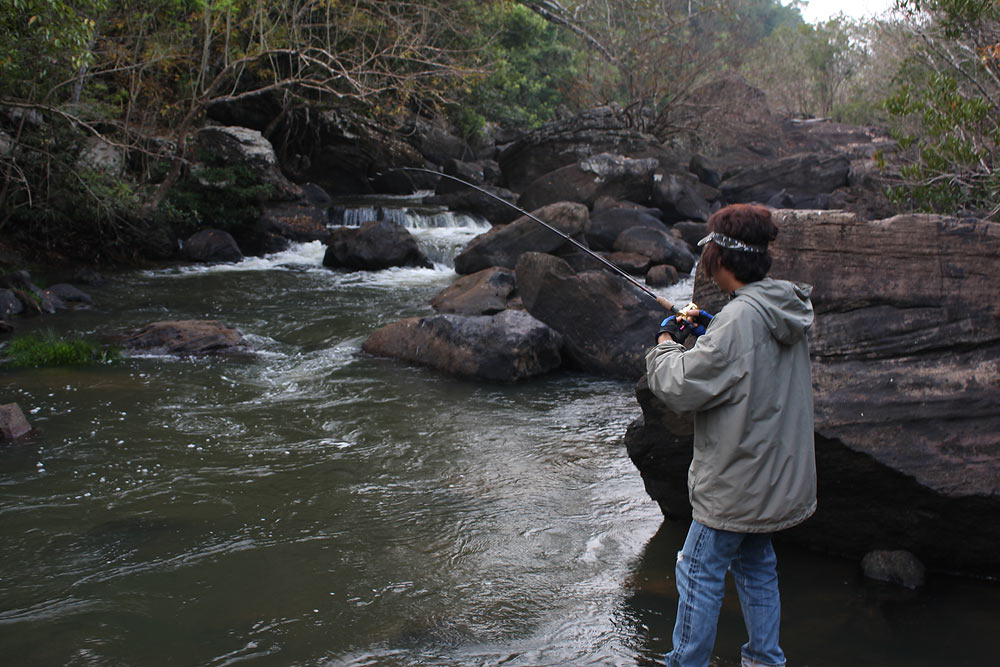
[498,107,663,192]
[653,170,713,223]
[613,226,697,274]
[719,152,850,207]
[196,126,301,201]
[514,252,665,378]
[586,207,666,251]
[453,201,589,275]
[362,309,563,382]
[517,153,658,212]
[625,210,1000,577]
[430,267,517,315]
[183,229,243,263]
[323,220,432,271]
[122,320,248,356]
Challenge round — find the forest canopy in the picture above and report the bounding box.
[0,0,997,261]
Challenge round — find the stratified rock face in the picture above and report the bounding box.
[362,310,563,382]
[122,320,247,356]
[453,202,590,275]
[625,210,1000,576]
[323,219,432,271]
[514,252,663,378]
[719,152,850,206]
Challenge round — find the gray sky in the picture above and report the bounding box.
[799,0,898,24]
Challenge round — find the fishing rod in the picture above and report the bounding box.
[397,167,675,312]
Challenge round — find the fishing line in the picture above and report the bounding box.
[397,166,671,308]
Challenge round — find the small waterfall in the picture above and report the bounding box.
[329,195,490,268]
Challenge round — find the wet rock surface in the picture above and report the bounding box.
[122,320,248,356]
[362,309,563,382]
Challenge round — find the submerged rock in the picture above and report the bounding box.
[862,550,927,589]
[362,309,563,382]
[0,403,32,440]
[122,320,247,356]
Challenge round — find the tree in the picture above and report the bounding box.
[455,2,579,135]
[881,0,1000,218]
[519,0,805,141]
[0,0,488,257]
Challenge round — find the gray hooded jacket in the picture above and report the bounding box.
[645,278,817,533]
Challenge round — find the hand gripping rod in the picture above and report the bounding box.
[398,167,674,310]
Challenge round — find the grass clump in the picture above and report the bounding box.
[3,331,121,368]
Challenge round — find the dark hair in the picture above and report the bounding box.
[701,204,778,283]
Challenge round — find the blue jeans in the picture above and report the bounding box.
[665,520,786,667]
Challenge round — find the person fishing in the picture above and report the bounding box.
[646,203,817,667]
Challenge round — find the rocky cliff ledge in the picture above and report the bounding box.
[626,211,1000,577]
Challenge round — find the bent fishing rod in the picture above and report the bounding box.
[397,167,677,312]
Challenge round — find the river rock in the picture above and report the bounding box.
[689,154,722,188]
[613,226,696,274]
[0,403,32,440]
[602,251,651,275]
[362,309,563,382]
[323,219,432,271]
[498,106,662,192]
[514,252,663,378]
[430,267,517,315]
[586,207,666,251]
[517,153,659,212]
[861,550,927,589]
[625,210,1000,577]
[646,264,679,287]
[672,221,708,250]
[44,284,93,306]
[453,201,589,275]
[653,170,712,223]
[0,288,23,317]
[183,229,243,263]
[122,320,247,356]
[196,126,302,201]
[0,271,56,314]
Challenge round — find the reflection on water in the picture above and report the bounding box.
[1,210,998,666]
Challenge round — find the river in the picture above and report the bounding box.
[1,200,997,666]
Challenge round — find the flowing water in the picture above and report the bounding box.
[1,200,997,666]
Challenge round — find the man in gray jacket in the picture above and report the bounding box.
[646,203,817,667]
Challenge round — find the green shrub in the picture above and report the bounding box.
[3,331,121,367]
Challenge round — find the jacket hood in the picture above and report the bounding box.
[736,278,814,345]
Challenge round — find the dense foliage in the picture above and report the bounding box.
[1,0,997,264]
[881,0,1000,218]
